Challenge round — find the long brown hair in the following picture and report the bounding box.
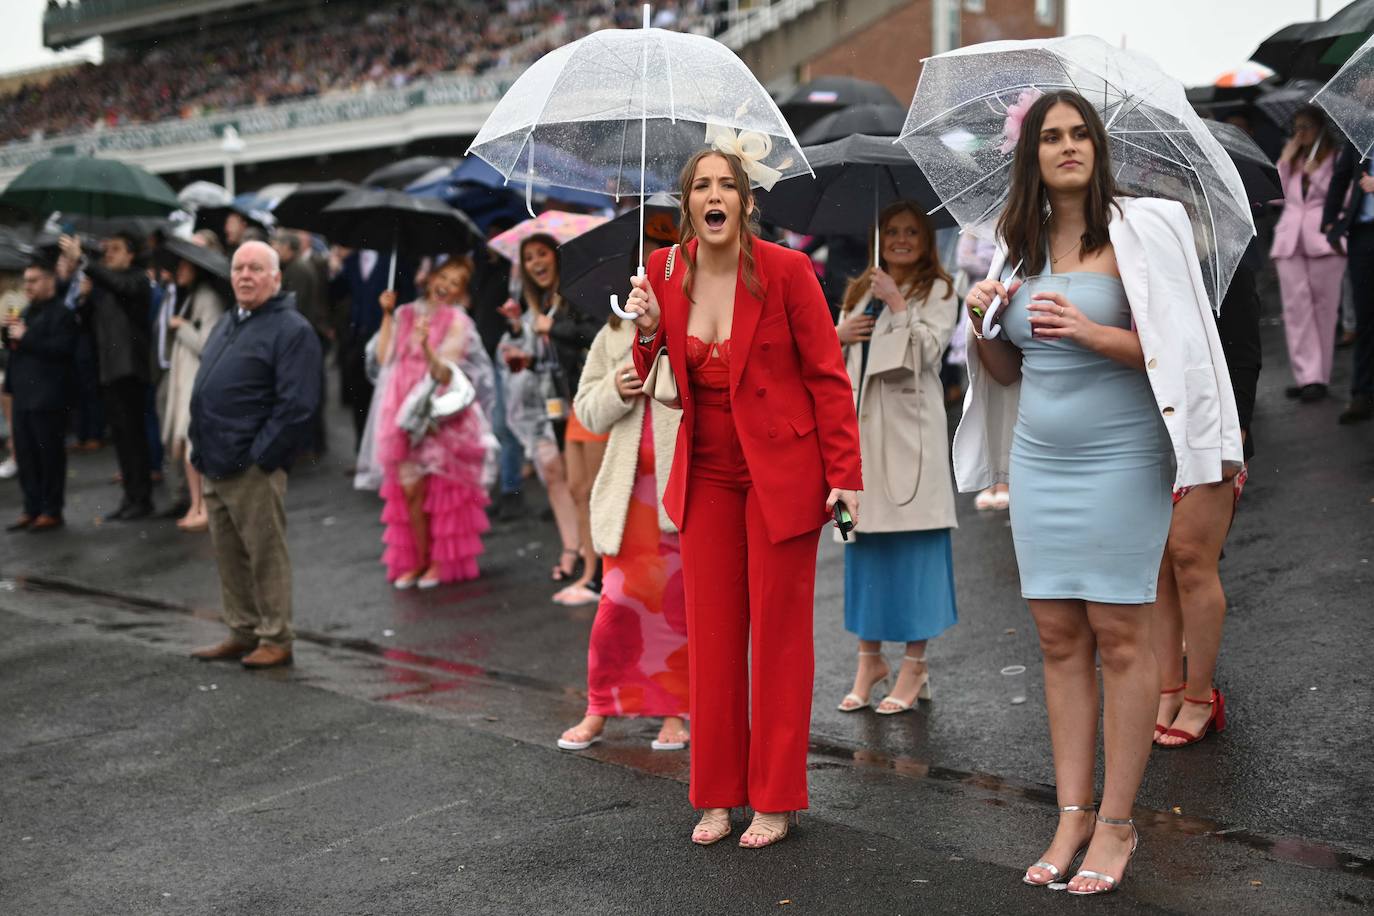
[675,150,762,302]
[997,90,1121,277]
[840,200,954,314]
[1292,104,1339,165]
[518,232,561,314]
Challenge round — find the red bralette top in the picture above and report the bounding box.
[685,336,731,389]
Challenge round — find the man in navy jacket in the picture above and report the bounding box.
[1323,142,1374,424]
[3,259,77,532]
[188,241,322,670]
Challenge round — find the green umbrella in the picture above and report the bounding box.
[0,156,180,220]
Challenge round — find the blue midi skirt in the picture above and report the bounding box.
[843,529,958,643]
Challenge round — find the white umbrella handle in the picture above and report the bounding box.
[980,248,1013,340]
[388,243,398,293]
[610,265,643,320]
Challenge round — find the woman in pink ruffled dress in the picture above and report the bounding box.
[373,259,492,589]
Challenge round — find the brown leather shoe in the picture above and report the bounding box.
[29,515,64,532]
[241,644,293,669]
[190,639,257,661]
[6,514,33,532]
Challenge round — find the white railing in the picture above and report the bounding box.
[718,0,825,50]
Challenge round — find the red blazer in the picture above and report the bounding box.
[633,238,862,544]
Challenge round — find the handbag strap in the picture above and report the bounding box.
[665,244,678,281]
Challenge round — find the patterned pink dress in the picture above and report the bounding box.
[375,304,491,583]
[585,409,690,718]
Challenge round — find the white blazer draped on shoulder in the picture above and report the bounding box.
[953,196,1244,492]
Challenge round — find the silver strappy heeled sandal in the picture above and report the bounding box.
[1022,803,1096,886]
[1067,815,1139,896]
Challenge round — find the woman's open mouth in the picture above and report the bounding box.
[704,209,728,230]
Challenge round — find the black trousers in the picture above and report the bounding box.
[1346,226,1374,398]
[13,408,67,518]
[340,330,374,452]
[307,332,330,455]
[102,376,152,506]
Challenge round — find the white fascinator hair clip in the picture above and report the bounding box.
[704,123,788,191]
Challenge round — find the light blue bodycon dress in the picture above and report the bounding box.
[1002,270,1175,604]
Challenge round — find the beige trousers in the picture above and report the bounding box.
[203,466,294,647]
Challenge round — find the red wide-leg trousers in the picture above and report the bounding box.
[678,385,820,813]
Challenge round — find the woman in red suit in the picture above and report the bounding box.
[625,148,862,849]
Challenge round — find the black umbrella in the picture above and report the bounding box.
[1203,121,1281,206]
[756,134,955,263]
[194,203,273,244]
[269,181,359,230]
[317,189,483,291]
[1252,22,1318,77]
[1254,79,1325,130]
[363,156,459,190]
[0,227,33,272]
[1261,2,1374,81]
[1303,0,1374,43]
[160,235,230,281]
[798,103,908,145]
[558,194,678,317]
[780,77,901,135]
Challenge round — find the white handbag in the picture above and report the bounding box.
[397,359,475,446]
[642,245,681,409]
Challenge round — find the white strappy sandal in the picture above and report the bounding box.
[875,655,931,715]
[837,650,889,712]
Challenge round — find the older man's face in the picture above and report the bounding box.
[231,243,280,310]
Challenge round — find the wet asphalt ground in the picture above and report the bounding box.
[1,281,1372,915]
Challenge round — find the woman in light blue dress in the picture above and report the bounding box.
[960,91,1235,897]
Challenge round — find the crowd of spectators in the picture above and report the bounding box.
[1,1,729,146]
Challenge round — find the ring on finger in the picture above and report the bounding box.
[1057,306,1065,316]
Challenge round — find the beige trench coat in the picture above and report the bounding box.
[841,286,960,534]
[162,283,227,450]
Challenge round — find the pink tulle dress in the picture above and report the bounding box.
[375,303,491,583]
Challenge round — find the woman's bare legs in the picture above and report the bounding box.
[398,477,431,582]
[1152,558,1187,735]
[175,441,208,528]
[1023,598,1099,884]
[562,436,607,593]
[1156,481,1233,745]
[537,439,580,566]
[1067,600,1157,893]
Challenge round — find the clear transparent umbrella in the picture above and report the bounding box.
[468,4,809,316]
[1314,32,1374,157]
[898,35,1254,316]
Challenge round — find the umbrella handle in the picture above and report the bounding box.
[980,248,1013,341]
[609,265,644,320]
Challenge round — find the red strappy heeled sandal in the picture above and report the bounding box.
[1155,683,1185,740]
[1159,688,1227,748]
